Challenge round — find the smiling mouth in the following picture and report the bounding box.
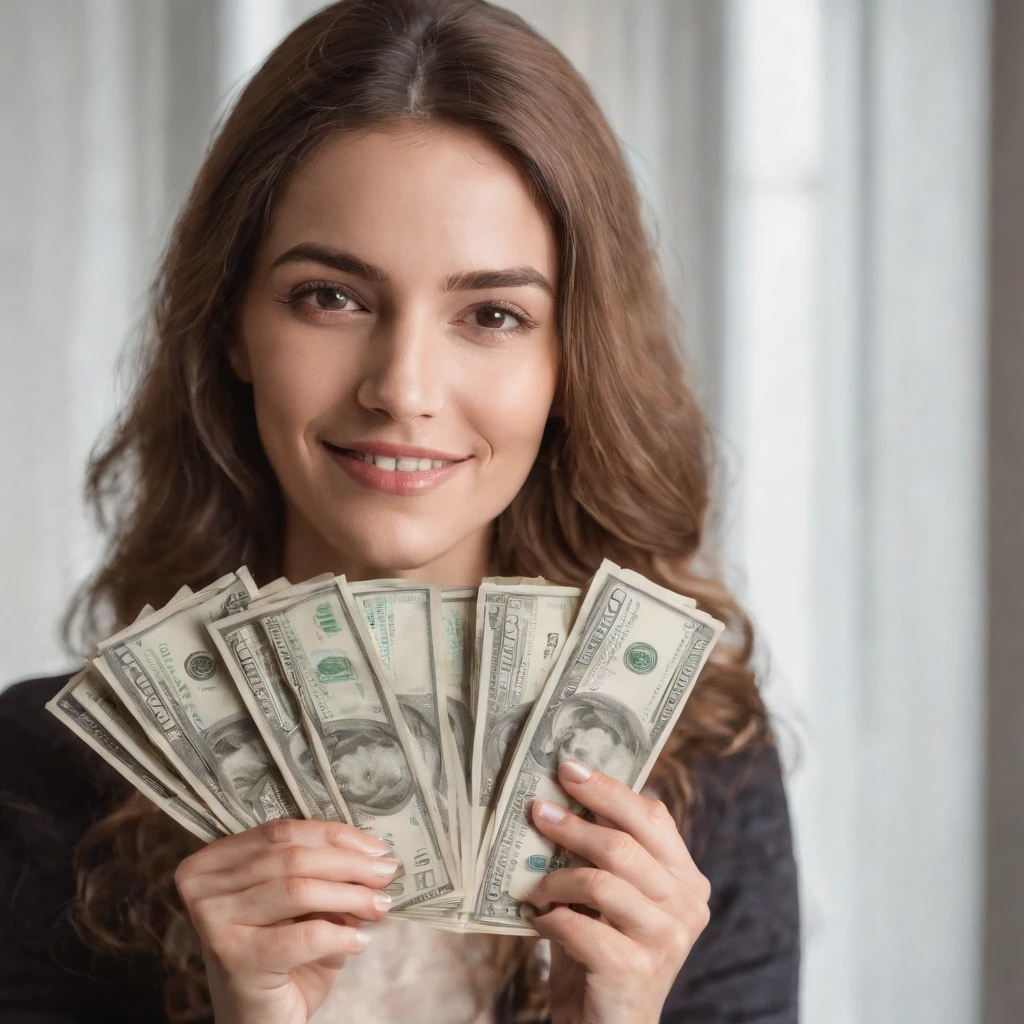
[322,441,463,473]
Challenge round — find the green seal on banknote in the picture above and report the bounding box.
[315,653,355,682]
[624,642,657,674]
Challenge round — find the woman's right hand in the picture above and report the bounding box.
[174,818,401,1024]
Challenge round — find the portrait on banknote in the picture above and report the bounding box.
[481,701,532,791]
[206,712,281,819]
[532,690,650,781]
[324,718,415,814]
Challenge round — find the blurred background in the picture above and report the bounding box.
[1,0,1020,1021]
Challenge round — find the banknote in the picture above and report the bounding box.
[95,570,300,831]
[207,609,343,822]
[255,578,458,911]
[46,668,225,842]
[349,581,458,851]
[469,583,580,867]
[440,587,476,889]
[471,560,723,928]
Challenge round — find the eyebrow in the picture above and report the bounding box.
[269,242,555,299]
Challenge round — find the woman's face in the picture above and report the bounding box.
[233,124,560,581]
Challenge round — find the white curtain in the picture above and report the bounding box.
[0,2,992,1021]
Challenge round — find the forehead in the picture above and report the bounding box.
[259,124,558,288]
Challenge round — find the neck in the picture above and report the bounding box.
[280,506,497,587]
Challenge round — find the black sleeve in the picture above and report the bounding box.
[0,675,170,1024]
[660,742,801,1023]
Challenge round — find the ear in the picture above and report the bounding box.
[226,332,253,383]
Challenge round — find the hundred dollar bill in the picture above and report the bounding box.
[207,609,342,822]
[469,584,580,867]
[440,587,476,889]
[256,578,458,911]
[46,668,225,842]
[95,571,300,831]
[471,560,723,928]
[348,582,458,858]
[469,576,548,709]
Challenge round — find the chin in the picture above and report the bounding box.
[327,512,469,575]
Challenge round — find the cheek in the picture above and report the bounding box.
[247,330,355,450]
[465,348,559,461]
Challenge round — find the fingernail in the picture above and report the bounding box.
[559,759,592,784]
[373,891,392,911]
[355,929,372,949]
[532,798,567,825]
[372,857,402,877]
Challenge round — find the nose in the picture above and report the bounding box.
[355,310,445,423]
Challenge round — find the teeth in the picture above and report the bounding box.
[340,447,453,472]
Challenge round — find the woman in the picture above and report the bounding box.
[0,1,800,1021]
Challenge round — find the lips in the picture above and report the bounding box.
[322,440,472,496]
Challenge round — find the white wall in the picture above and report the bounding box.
[720,1,990,1021]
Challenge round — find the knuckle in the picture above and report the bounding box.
[283,874,312,905]
[604,831,636,862]
[332,822,362,842]
[173,861,195,900]
[664,920,692,959]
[644,797,673,829]
[695,899,711,932]
[295,918,334,957]
[263,818,298,845]
[696,871,712,902]
[527,876,551,903]
[282,846,310,875]
[185,892,220,930]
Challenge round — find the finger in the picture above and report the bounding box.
[177,818,392,878]
[524,867,676,942]
[524,904,634,973]
[185,845,402,899]
[299,910,368,929]
[250,919,370,973]
[530,799,676,904]
[214,876,392,927]
[555,761,700,883]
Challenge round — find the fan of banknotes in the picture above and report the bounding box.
[47,559,724,934]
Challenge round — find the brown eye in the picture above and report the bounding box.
[308,287,355,310]
[284,282,366,314]
[471,306,522,331]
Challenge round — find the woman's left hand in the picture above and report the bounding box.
[523,759,711,1024]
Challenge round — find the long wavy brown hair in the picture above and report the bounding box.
[63,1,768,1020]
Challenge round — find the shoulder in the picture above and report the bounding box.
[0,671,126,846]
[662,740,801,1023]
[0,674,165,1023]
[686,738,797,870]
